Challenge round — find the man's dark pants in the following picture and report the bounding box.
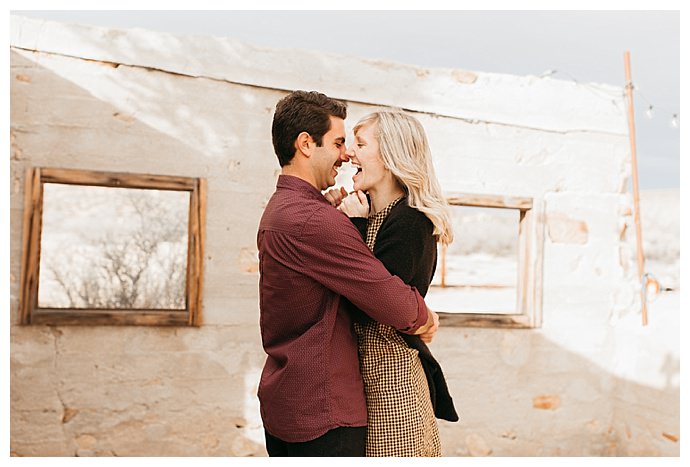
[264,426,367,456]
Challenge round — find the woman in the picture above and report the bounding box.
[326,110,458,456]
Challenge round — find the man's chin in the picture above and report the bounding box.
[319,179,336,192]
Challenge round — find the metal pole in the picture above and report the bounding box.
[624,51,648,326]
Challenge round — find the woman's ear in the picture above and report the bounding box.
[295,132,314,158]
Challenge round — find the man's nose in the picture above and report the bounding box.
[340,146,351,161]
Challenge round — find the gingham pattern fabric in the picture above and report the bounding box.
[354,197,442,457]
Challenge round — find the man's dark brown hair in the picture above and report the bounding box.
[271,90,347,167]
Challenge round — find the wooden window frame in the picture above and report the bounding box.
[437,192,544,329]
[19,167,206,326]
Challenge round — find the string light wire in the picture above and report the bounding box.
[634,88,680,128]
[540,69,679,129]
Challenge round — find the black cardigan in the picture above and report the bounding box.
[349,197,459,422]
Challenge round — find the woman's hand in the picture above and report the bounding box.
[338,190,369,218]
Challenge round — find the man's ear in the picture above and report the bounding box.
[295,132,314,158]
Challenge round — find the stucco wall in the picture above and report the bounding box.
[9,16,679,456]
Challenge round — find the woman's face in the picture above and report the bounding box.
[349,122,388,193]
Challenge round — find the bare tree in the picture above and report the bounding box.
[42,189,188,309]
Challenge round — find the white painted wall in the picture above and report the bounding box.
[9,16,679,456]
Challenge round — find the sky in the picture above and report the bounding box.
[10,9,681,189]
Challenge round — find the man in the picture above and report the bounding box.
[257,90,439,456]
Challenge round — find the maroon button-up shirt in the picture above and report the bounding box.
[257,175,429,443]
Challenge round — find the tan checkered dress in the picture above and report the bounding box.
[354,197,442,457]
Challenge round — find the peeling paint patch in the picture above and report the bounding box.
[547,214,588,244]
[16,74,31,83]
[75,434,97,449]
[515,148,551,166]
[532,394,560,410]
[452,69,478,84]
[12,147,22,160]
[62,407,78,424]
[465,433,492,456]
[11,129,23,161]
[618,222,628,240]
[618,245,632,272]
[238,247,259,273]
[362,59,398,71]
[606,442,617,456]
[113,112,134,123]
[586,419,602,433]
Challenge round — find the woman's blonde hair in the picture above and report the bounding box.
[353,110,454,245]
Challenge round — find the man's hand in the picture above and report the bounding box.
[324,187,348,207]
[338,190,369,217]
[416,310,439,344]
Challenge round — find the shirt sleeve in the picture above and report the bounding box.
[296,206,428,334]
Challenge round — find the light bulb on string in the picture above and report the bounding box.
[554,68,676,130]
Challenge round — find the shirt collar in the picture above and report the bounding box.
[276,175,329,204]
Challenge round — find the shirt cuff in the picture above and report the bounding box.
[413,288,430,332]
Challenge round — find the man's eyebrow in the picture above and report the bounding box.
[335,137,345,143]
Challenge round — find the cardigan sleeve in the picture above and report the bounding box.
[373,208,436,287]
[349,217,368,240]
